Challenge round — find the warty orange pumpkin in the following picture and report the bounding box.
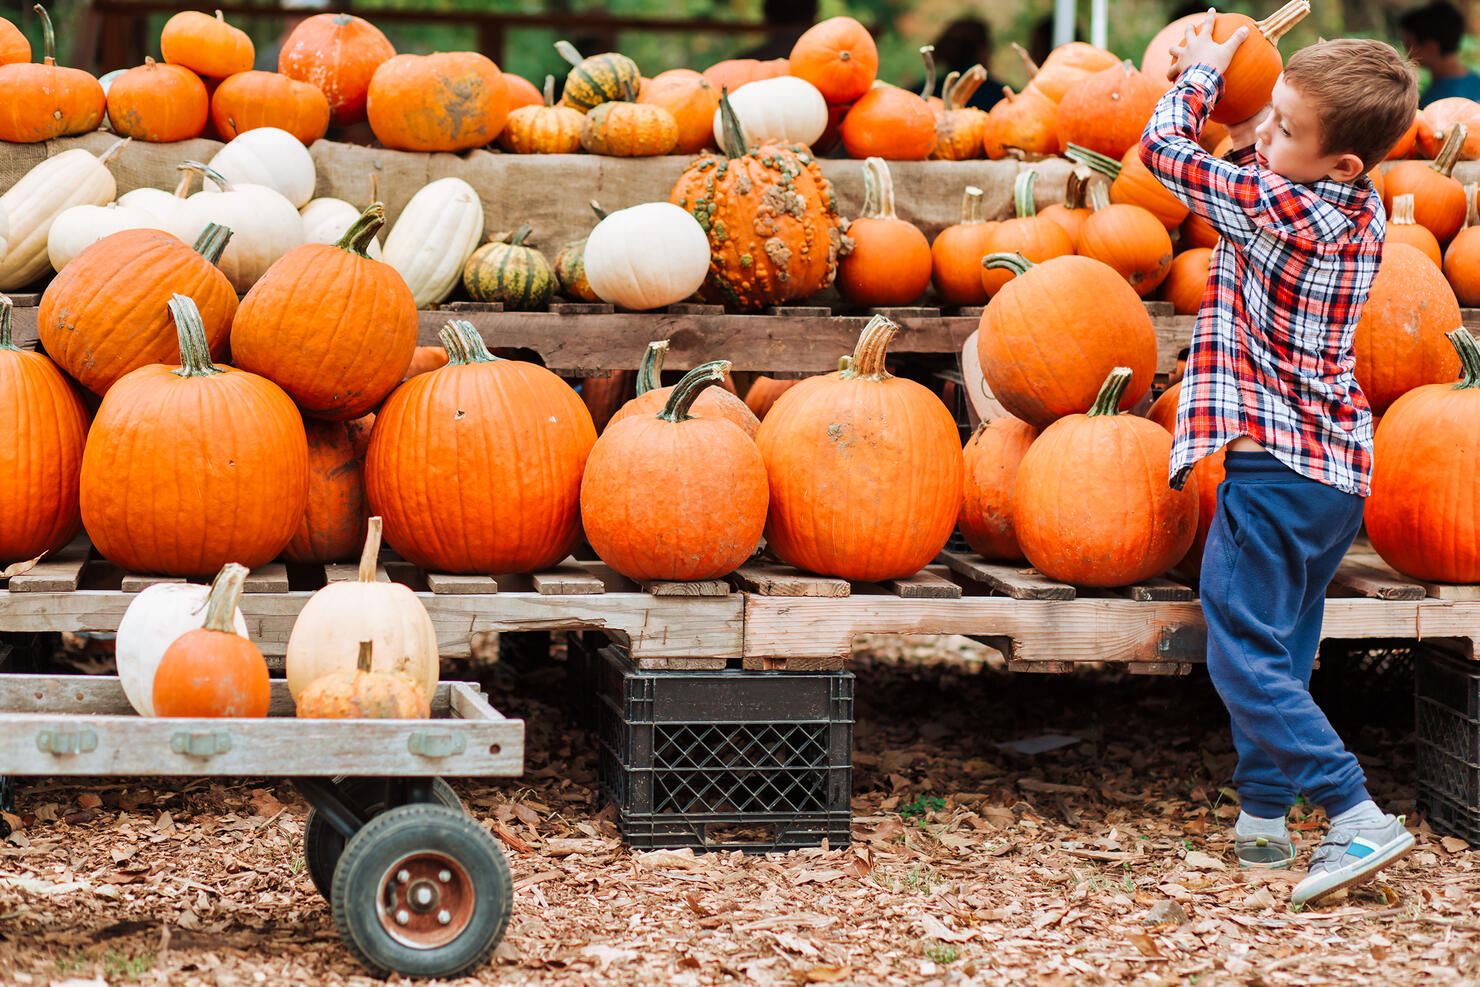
[277,12,394,126]
[580,100,678,156]
[931,186,996,306]
[836,157,931,306]
[606,339,759,437]
[959,416,1037,561]
[932,67,990,161]
[152,563,271,718]
[367,51,507,152]
[1353,241,1462,413]
[0,5,105,143]
[295,639,430,719]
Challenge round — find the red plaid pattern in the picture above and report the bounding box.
[1139,63,1381,496]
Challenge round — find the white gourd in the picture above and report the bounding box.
[208,127,317,208]
[0,204,8,267]
[713,76,828,152]
[584,202,710,311]
[382,177,484,308]
[300,197,382,258]
[117,172,196,242]
[0,140,127,291]
[175,163,305,293]
[115,582,250,717]
[46,203,157,272]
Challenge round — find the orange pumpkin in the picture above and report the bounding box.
[211,70,330,144]
[979,170,1074,297]
[1181,210,1220,250]
[0,6,104,142]
[607,339,759,437]
[501,72,543,112]
[0,15,31,66]
[788,15,877,104]
[1015,41,1121,103]
[153,564,270,718]
[959,416,1037,561]
[837,157,932,307]
[1076,183,1173,296]
[981,84,1059,159]
[931,186,996,306]
[1014,368,1199,586]
[1068,142,1190,230]
[1365,328,1480,582]
[105,58,209,143]
[1055,60,1162,159]
[283,414,373,565]
[1354,241,1463,413]
[839,48,939,160]
[1416,96,1480,160]
[1198,2,1307,124]
[932,67,990,160]
[160,9,254,79]
[1141,14,1201,87]
[296,639,429,719]
[1443,183,1480,306]
[580,100,678,156]
[639,69,719,155]
[1037,166,1095,248]
[498,75,583,154]
[365,320,596,574]
[405,345,450,379]
[0,295,90,566]
[367,52,507,152]
[1145,380,1225,571]
[977,253,1157,427]
[1384,125,1468,243]
[1386,111,1420,160]
[1387,193,1443,266]
[232,203,416,421]
[756,315,964,581]
[581,361,768,583]
[39,225,239,396]
[80,296,308,577]
[743,375,799,420]
[702,57,789,94]
[277,12,395,127]
[1160,247,1213,315]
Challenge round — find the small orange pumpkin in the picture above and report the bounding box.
[1160,247,1213,315]
[277,12,395,127]
[1198,1,1307,124]
[838,47,939,160]
[367,52,507,152]
[981,84,1059,159]
[1066,142,1189,230]
[295,639,430,719]
[0,5,105,142]
[1354,241,1463,413]
[160,9,254,79]
[211,70,330,144]
[501,72,543,112]
[580,100,678,156]
[1386,111,1420,160]
[1388,193,1443,266]
[931,186,997,306]
[1036,166,1096,248]
[1443,183,1480,305]
[1055,60,1162,159]
[1181,211,1220,250]
[1416,96,1480,160]
[498,75,583,154]
[284,414,373,565]
[837,157,932,307]
[959,416,1038,561]
[788,15,878,104]
[606,339,760,437]
[980,171,1074,298]
[152,564,271,718]
[1384,125,1468,244]
[404,346,450,379]
[638,68,719,155]
[1014,41,1121,103]
[702,57,790,94]
[743,376,799,420]
[105,58,209,143]
[1076,183,1174,297]
[932,67,990,160]
[0,15,31,66]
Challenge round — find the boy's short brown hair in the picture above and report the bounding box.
[1282,39,1418,173]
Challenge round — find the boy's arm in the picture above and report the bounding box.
[1138,64,1269,247]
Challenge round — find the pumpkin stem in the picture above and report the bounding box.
[1087,367,1134,417]
[942,70,960,112]
[0,295,14,352]
[1447,328,1480,389]
[437,325,468,365]
[1064,166,1095,209]
[860,157,898,220]
[333,203,385,258]
[919,45,936,99]
[658,360,732,423]
[1001,85,1017,104]
[173,170,194,198]
[590,200,608,221]
[844,314,899,381]
[191,222,234,265]
[1012,169,1039,218]
[168,294,226,379]
[199,562,249,635]
[947,64,986,112]
[1256,0,1311,44]
[717,89,750,159]
[1011,42,1039,80]
[32,4,54,64]
[1390,193,1417,226]
[97,138,129,168]
[179,160,234,193]
[636,339,670,395]
[368,173,379,209]
[1063,142,1122,180]
[1085,181,1112,212]
[542,74,556,108]
[358,516,382,582]
[356,640,374,675]
[838,354,854,373]
[450,319,499,363]
[554,40,585,67]
[1434,124,1467,177]
[959,186,985,225]
[508,223,533,247]
[982,251,1034,275]
[1465,183,1479,230]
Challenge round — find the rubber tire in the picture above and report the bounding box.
[303,777,462,903]
[331,803,512,979]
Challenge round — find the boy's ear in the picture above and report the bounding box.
[1328,151,1366,183]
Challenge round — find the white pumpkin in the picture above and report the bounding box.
[0,203,8,267]
[584,202,710,311]
[713,76,828,153]
[300,197,382,259]
[285,518,439,702]
[117,172,196,242]
[115,582,250,717]
[208,127,317,209]
[0,140,126,291]
[98,68,125,132]
[175,163,305,293]
[381,177,484,308]
[46,203,157,272]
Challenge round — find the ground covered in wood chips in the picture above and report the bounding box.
[1,636,1477,987]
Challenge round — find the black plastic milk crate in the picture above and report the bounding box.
[594,646,853,853]
[1415,648,1480,840]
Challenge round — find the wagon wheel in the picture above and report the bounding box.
[331,802,512,979]
[303,777,462,902]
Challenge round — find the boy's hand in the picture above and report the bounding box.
[1166,8,1251,82]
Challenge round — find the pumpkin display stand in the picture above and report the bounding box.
[0,672,524,980]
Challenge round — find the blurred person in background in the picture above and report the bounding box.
[1400,1,1480,105]
[917,16,1006,110]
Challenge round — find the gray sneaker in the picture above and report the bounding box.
[1290,814,1415,909]
[1234,831,1297,869]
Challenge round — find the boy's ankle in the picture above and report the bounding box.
[1235,809,1289,839]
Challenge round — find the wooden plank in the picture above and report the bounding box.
[1330,558,1426,601]
[1118,576,1196,602]
[5,292,40,307]
[949,306,986,318]
[939,551,1075,600]
[1127,662,1194,675]
[442,300,505,312]
[1415,600,1480,659]
[641,578,731,597]
[1154,315,1196,378]
[120,573,186,592]
[548,302,613,315]
[666,302,724,314]
[243,563,289,594]
[1143,300,1175,317]
[324,562,390,583]
[426,572,500,595]
[764,305,832,316]
[729,563,850,598]
[627,656,730,670]
[531,561,606,595]
[741,655,847,671]
[867,306,940,319]
[1421,582,1480,601]
[7,538,91,593]
[1008,660,1076,674]
[885,567,963,599]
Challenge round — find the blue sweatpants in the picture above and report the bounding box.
[1199,450,1371,819]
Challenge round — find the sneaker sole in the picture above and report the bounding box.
[1289,832,1416,909]
[1239,854,1297,871]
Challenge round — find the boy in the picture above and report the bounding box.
[1139,14,1419,908]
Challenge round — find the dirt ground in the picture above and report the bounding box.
[1,636,1476,987]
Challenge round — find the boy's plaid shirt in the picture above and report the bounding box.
[1139,63,1382,496]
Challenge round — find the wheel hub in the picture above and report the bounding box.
[377,852,474,949]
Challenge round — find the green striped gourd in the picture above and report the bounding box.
[555,41,639,112]
[554,201,606,302]
[462,225,556,311]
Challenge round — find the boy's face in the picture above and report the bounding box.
[1253,76,1355,185]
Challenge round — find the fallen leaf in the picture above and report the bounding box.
[1183,850,1227,871]
[980,806,1016,829]
[247,790,284,817]
[0,553,43,579]
[1142,900,1190,926]
[1440,836,1469,854]
[491,820,533,853]
[1242,887,1278,910]
[918,914,975,942]
[513,804,542,828]
[76,793,102,810]
[864,819,905,844]
[803,964,852,983]
[581,944,637,970]
[1127,932,1163,957]
[634,848,703,871]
